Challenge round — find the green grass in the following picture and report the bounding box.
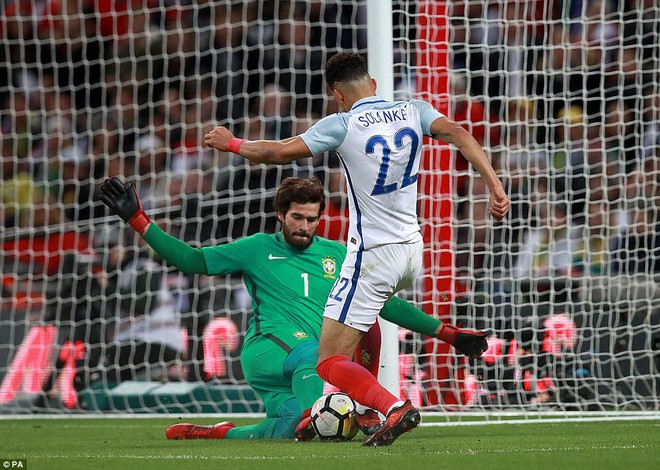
[1,417,658,470]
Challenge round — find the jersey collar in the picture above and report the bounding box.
[350,96,386,111]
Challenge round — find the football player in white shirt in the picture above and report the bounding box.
[205,52,509,446]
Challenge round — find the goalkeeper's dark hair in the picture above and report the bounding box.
[324,52,369,90]
[274,177,326,215]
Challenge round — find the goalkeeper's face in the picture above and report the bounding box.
[278,202,322,250]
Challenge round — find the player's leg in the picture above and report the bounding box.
[317,244,397,414]
[354,320,381,376]
[292,328,383,440]
[380,293,489,357]
[228,337,324,439]
[318,241,423,446]
[225,393,303,439]
[380,296,441,336]
[166,391,302,440]
[166,388,300,440]
[317,323,419,445]
[318,242,417,408]
[362,241,425,445]
[284,340,323,409]
[167,335,321,440]
[317,318,399,413]
[351,322,383,434]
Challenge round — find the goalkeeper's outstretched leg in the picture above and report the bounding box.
[165,397,303,440]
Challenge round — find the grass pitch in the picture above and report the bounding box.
[1,417,658,470]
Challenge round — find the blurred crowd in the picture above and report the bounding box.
[0,0,658,409]
[452,0,660,288]
[0,1,369,406]
[0,1,368,238]
[450,0,660,408]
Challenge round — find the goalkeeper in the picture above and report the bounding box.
[98,176,487,440]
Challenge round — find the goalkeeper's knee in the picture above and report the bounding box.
[283,340,319,378]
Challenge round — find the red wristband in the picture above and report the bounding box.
[128,210,151,235]
[436,323,458,345]
[226,137,245,154]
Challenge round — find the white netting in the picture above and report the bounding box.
[438,0,660,412]
[0,0,367,414]
[0,0,658,415]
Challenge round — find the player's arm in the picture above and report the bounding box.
[204,126,313,164]
[98,177,209,275]
[430,116,510,220]
[380,296,488,358]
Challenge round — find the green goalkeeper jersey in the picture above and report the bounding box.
[202,233,346,348]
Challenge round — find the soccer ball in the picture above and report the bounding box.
[310,392,359,441]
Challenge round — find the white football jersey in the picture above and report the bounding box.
[301,97,444,251]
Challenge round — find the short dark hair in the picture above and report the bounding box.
[324,52,369,90]
[273,177,326,215]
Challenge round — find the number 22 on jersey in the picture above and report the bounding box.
[367,127,420,196]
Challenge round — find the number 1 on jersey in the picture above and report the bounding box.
[301,273,309,297]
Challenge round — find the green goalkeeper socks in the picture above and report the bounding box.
[225,398,302,439]
[284,341,323,411]
[379,296,442,337]
[225,419,278,439]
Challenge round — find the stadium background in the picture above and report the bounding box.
[0,0,658,416]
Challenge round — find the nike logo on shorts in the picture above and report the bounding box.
[302,374,318,380]
[268,254,287,260]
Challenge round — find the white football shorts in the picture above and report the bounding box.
[323,237,423,332]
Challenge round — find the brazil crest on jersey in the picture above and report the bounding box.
[300,97,444,251]
[202,233,346,349]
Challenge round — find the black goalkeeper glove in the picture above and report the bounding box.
[98,177,151,235]
[437,324,488,358]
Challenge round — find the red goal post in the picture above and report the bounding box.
[416,1,463,407]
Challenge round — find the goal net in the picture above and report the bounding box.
[0,0,658,417]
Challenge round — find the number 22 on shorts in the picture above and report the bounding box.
[329,277,349,302]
